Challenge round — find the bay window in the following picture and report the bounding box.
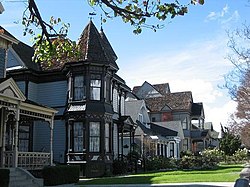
[90,74,101,100]
[73,122,85,152]
[89,122,100,152]
[105,123,110,152]
[73,75,86,101]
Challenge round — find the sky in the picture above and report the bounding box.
[1,0,250,132]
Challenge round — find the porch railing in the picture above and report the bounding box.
[4,151,50,169]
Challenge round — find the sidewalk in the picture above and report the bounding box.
[78,182,235,187]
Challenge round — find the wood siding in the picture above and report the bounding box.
[33,120,66,163]
[16,81,26,95]
[0,48,5,78]
[37,81,67,107]
[53,120,66,163]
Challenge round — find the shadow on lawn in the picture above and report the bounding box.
[79,176,154,185]
[79,176,234,186]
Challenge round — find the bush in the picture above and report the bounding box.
[145,157,177,171]
[0,169,9,187]
[42,165,79,186]
[112,159,128,175]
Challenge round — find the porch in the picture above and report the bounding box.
[4,151,50,170]
[0,78,57,170]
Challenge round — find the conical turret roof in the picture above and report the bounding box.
[78,21,119,71]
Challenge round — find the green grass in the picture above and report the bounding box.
[78,164,243,185]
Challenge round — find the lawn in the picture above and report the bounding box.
[78,164,243,185]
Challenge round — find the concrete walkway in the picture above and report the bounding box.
[78,182,235,187]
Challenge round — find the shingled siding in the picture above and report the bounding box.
[0,48,5,78]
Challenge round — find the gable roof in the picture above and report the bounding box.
[145,91,193,112]
[0,77,26,101]
[78,21,119,71]
[150,123,178,137]
[152,83,171,95]
[12,42,40,71]
[0,26,19,44]
[125,100,150,123]
[132,82,170,96]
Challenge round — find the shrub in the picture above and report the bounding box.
[144,157,177,171]
[112,159,127,175]
[0,169,9,187]
[42,165,79,186]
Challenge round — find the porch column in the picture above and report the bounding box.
[14,106,20,167]
[155,142,157,156]
[121,125,124,160]
[0,108,6,167]
[49,115,55,166]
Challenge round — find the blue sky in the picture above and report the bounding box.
[1,0,250,132]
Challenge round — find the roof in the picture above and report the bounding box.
[0,26,19,44]
[132,82,170,95]
[145,91,193,111]
[78,21,119,71]
[153,121,185,139]
[152,83,171,95]
[12,42,40,71]
[150,123,178,137]
[136,121,177,138]
[191,102,203,116]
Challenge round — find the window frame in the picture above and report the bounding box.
[18,122,32,152]
[89,122,100,152]
[105,123,111,153]
[72,121,85,152]
[90,74,102,101]
[73,75,86,101]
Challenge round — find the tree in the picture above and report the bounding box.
[24,0,204,40]
[220,126,241,156]
[224,23,250,148]
[17,0,204,66]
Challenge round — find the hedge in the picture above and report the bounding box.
[0,169,9,187]
[42,165,79,186]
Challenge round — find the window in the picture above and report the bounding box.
[183,138,188,151]
[182,117,188,130]
[138,114,143,123]
[169,142,175,157]
[73,122,85,152]
[90,75,101,100]
[89,122,100,152]
[74,75,86,101]
[105,77,111,102]
[105,123,110,152]
[18,124,31,152]
[152,117,156,122]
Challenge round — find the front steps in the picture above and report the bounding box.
[9,168,43,187]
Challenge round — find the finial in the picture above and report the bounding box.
[100,14,103,31]
[88,12,96,21]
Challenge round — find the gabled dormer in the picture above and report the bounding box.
[0,26,19,78]
[133,81,162,99]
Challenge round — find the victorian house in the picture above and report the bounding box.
[3,21,136,177]
[0,25,57,180]
[125,93,182,158]
[132,81,217,154]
